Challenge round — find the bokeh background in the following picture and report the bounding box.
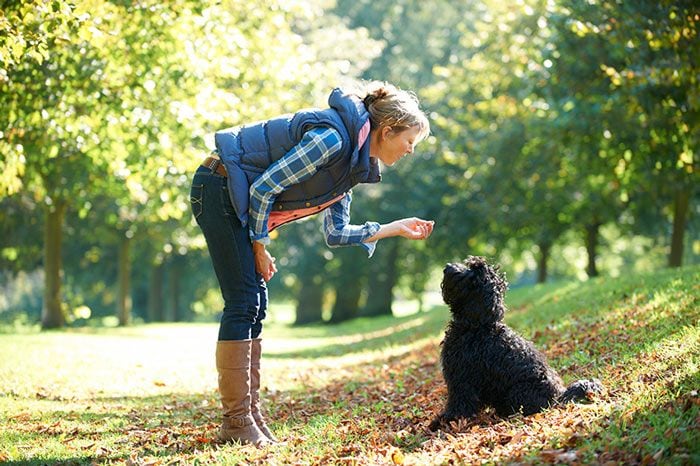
[1,0,697,330]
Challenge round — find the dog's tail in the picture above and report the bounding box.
[558,378,605,403]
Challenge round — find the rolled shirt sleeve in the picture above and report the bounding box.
[323,191,381,257]
[248,127,343,244]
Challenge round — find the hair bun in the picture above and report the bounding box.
[363,87,390,107]
[356,80,430,142]
[372,87,390,100]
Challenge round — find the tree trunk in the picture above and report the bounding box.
[585,222,601,278]
[329,277,362,323]
[41,200,66,329]
[294,275,324,325]
[363,242,399,317]
[669,187,690,267]
[148,261,165,322]
[536,242,550,284]
[117,235,132,326]
[168,256,182,321]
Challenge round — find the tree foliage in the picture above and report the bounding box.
[0,0,697,327]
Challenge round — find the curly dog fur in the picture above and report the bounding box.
[430,256,603,430]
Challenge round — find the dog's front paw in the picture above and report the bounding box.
[428,416,443,431]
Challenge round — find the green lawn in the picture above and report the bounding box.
[1,265,698,465]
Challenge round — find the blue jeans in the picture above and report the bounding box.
[190,165,267,340]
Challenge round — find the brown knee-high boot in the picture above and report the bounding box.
[250,338,279,442]
[215,340,270,446]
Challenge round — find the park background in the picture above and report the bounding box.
[0,1,698,465]
[1,0,697,329]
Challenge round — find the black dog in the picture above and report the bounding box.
[430,256,603,430]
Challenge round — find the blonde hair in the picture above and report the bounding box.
[360,81,430,143]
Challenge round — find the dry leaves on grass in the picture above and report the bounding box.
[7,280,695,466]
[259,335,616,465]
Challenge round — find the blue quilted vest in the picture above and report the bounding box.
[214,88,381,227]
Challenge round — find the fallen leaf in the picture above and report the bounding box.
[10,412,31,422]
[652,448,664,461]
[509,432,524,444]
[391,448,405,465]
[540,449,565,461]
[94,445,112,457]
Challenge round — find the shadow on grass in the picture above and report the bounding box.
[269,305,449,337]
[266,307,449,359]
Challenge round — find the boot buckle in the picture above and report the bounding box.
[222,415,253,429]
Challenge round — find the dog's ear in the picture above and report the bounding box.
[464,256,488,277]
[465,256,508,290]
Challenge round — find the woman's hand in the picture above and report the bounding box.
[364,217,435,243]
[253,241,278,282]
[390,217,435,240]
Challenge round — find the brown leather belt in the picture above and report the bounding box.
[201,155,227,177]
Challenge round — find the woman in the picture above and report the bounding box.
[190,82,434,446]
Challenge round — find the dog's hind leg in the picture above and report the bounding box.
[429,388,480,431]
[497,381,560,417]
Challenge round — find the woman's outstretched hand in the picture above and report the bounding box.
[391,217,435,240]
[253,241,278,282]
[365,217,435,243]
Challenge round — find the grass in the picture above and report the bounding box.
[0,265,698,465]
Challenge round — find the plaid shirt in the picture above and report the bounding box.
[249,127,381,256]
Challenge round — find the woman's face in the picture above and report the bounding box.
[372,125,422,166]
